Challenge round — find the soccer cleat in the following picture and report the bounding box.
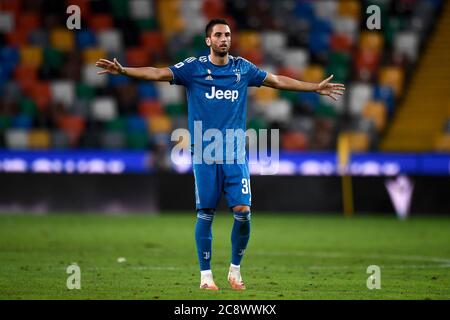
[228,266,246,290]
[200,273,219,291]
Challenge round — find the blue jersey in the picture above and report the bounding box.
[169,55,267,162]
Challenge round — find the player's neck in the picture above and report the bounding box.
[208,53,229,66]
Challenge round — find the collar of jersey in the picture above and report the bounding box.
[207,54,231,68]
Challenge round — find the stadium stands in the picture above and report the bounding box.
[0,0,446,154]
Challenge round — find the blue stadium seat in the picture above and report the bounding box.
[11,115,34,129]
[108,74,130,87]
[138,83,158,99]
[75,30,97,49]
[374,85,395,116]
[298,92,320,110]
[1,46,19,63]
[126,115,147,132]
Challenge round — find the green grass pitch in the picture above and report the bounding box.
[0,213,449,300]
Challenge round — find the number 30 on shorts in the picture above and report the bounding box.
[241,178,251,194]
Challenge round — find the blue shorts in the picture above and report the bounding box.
[193,160,251,210]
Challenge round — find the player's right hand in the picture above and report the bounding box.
[95,58,124,75]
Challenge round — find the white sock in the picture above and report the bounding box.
[201,270,212,277]
[230,263,240,270]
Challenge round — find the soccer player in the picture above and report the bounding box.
[96,19,345,291]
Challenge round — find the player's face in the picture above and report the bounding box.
[206,24,231,57]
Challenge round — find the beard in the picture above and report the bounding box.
[212,45,229,57]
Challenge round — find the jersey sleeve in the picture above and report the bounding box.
[246,60,268,87]
[168,57,197,87]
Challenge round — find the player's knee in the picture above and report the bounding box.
[232,205,250,213]
[197,208,215,220]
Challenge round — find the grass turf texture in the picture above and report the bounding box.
[0,213,449,300]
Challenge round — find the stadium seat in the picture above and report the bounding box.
[253,86,278,103]
[0,12,14,33]
[82,47,106,64]
[0,115,11,130]
[379,66,404,97]
[393,31,420,62]
[126,47,151,67]
[126,131,149,149]
[330,33,353,52]
[373,85,395,116]
[20,46,43,68]
[140,31,165,55]
[43,47,63,70]
[202,0,225,19]
[82,64,108,87]
[126,115,147,132]
[76,83,96,101]
[19,97,37,117]
[29,29,48,47]
[50,130,70,149]
[137,82,158,99]
[313,0,338,19]
[28,129,50,149]
[138,100,164,117]
[106,117,126,132]
[283,48,309,71]
[5,129,29,149]
[88,14,114,32]
[362,101,387,132]
[156,82,184,105]
[100,131,126,150]
[281,131,309,151]
[301,65,325,83]
[97,29,123,54]
[75,30,97,49]
[165,103,186,116]
[31,81,51,111]
[90,97,118,121]
[261,31,287,55]
[50,28,74,51]
[338,0,361,20]
[18,12,40,33]
[333,16,358,41]
[11,114,33,129]
[148,115,172,133]
[354,49,380,81]
[349,83,374,115]
[238,31,261,52]
[359,31,384,54]
[384,16,406,47]
[56,115,86,146]
[263,99,292,124]
[51,80,75,107]
[298,92,321,111]
[347,131,370,152]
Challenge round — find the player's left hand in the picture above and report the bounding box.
[315,75,346,101]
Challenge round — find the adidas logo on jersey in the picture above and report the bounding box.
[205,69,213,81]
[205,86,239,102]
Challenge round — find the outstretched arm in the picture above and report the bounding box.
[95,58,173,82]
[262,73,345,101]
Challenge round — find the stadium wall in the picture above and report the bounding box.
[0,174,449,215]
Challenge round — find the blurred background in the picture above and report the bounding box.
[0,0,449,215]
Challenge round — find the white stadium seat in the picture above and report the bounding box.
[349,82,374,115]
[91,97,118,121]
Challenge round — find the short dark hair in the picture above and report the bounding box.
[205,19,230,37]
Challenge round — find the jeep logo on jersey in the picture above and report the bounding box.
[205,86,239,102]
